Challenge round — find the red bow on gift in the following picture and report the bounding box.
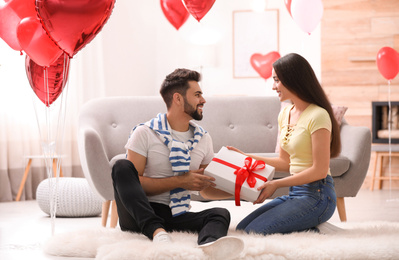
[212,157,267,206]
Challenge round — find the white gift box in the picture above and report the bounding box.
[205,146,275,205]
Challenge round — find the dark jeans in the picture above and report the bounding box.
[111,159,231,245]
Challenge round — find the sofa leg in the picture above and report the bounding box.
[110,200,119,228]
[101,200,111,227]
[336,197,347,222]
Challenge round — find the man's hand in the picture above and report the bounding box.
[179,168,216,191]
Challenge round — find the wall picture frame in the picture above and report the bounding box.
[233,10,279,78]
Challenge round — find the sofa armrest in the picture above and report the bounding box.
[78,126,114,201]
[334,123,372,197]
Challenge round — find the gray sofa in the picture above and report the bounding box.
[78,96,371,226]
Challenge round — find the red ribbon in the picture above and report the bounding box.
[212,157,267,206]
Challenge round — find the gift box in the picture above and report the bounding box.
[205,146,275,206]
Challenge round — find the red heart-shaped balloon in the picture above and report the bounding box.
[160,0,190,30]
[17,16,62,67]
[250,51,281,79]
[182,0,216,22]
[35,0,116,58]
[25,53,70,107]
[0,0,36,51]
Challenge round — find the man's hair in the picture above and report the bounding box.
[160,68,201,109]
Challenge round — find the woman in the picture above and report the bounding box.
[229,53,341,235]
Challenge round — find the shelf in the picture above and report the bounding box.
[348,56,376,62]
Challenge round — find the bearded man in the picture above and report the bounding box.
[111,68,243,259]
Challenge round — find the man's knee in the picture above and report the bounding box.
[113,159,132,171]
[112,159,138,180]
[210,207,231,224]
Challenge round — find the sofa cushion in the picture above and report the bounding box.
[110,154,126,167]
[332,105,348,126]
[329,155,351,177]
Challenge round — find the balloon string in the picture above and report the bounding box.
[50,53,70,236]
[31,68,56,226]
[45,67,57,236]
[33,90,43,146]
[55,53,68,172]
[45,68,51,147]
[388,80,392,200]
[55,53,70,180]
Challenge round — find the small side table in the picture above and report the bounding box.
[16,155,64,201]
[370,145,399,191]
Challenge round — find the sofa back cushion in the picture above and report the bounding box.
[200,96,280,153]
[79,96,281,161]
[79,96,166,162]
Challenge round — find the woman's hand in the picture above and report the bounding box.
[253,180,279,204]
[226,146,246,156]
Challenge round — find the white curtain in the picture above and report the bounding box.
[0,34,106,202]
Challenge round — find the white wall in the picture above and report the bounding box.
[97,0,321,98]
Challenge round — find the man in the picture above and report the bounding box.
[112,68,243,258]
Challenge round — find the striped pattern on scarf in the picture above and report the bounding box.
[130,113,206,216]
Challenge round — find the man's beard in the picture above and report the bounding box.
[184,98,203,121]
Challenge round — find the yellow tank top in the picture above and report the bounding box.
[278,104,332,175]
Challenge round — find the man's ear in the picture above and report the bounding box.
[172,93,183,106]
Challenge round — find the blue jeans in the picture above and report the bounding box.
[236,175,336,235]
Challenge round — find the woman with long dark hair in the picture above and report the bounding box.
[228,53,341,234]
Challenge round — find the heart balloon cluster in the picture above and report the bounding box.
[160,0,216,30]
[0,0,116,106]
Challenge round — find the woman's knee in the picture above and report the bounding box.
[235,222,245,231]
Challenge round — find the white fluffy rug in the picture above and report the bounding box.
[43,201,399,260]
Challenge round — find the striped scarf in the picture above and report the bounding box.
[131,113,206,217]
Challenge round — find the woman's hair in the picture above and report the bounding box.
[160,68,201,109]
[273,53,341,157]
